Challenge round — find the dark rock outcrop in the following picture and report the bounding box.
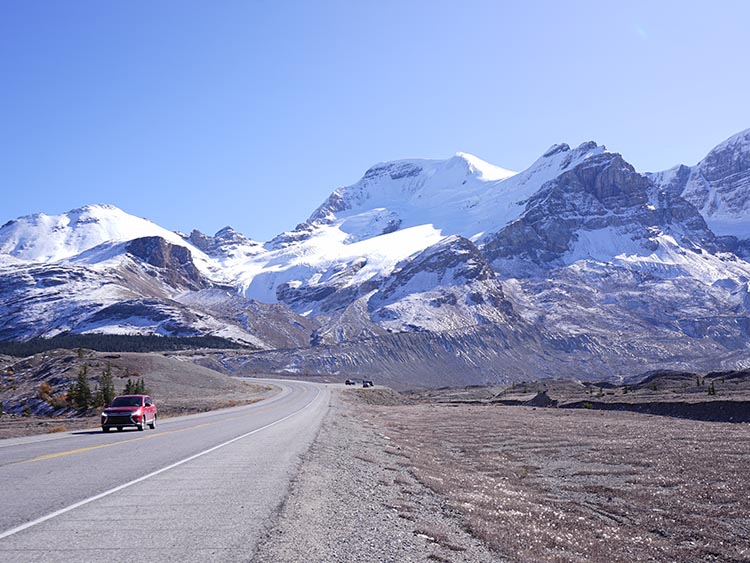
[125,236,209,291]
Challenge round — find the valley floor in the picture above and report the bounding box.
[257,387,750,563]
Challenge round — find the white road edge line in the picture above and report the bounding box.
[0,385,321,541]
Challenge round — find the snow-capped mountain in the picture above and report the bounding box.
[0,204,203,263]
[3,129,750,385]
[230,143,627,315]
[0,207,311,348]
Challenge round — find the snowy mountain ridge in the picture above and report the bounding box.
[3,129,750,384]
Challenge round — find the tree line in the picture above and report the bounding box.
[0,333,253,357]
[66,363,149,412]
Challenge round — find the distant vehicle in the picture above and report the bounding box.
[101,394,157,432]
[362,380,374,388]
[345,379,356,386]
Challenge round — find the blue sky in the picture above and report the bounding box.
[2,1,749,241]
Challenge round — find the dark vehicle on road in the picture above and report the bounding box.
[345,379,355,385]
[101,394,157,432]
[362,380,374,388]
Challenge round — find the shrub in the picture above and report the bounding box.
[48,395,68,410]
[38,382,53,401]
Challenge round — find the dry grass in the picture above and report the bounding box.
[361,402,750,563]
[46,425,67,433]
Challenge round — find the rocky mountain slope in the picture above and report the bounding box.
[3,129,750,385]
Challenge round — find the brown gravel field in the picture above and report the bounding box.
[360,397,750,563]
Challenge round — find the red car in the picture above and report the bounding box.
[101,394,157,432]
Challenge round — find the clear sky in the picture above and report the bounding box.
[2,0,749,241]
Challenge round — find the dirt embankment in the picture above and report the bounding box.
[559,398,750,422]
[416,372,750,423]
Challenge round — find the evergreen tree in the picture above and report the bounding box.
[123,378,135,394]
[72,365,92,412]
[97,363,116,406]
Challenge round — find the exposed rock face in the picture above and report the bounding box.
[125,236,209,291]
[376,236,496,300]
[367,236,514,332]
[275,257,375,315]
[651,129,750,239]
[187,227,262,258]
[685,129,750,217]
[483,149,715,269]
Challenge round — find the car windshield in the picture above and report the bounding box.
[111,397,142,407]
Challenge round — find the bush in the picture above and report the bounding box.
[48,395,68,410]
[38,382,53,401]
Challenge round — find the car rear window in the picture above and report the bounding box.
[111,396,143,407]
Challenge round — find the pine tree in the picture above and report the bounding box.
[73,365,92,412]
[123,378,135,394]
[97,363,116,406]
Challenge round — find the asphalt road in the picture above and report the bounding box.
[0,379,330,562]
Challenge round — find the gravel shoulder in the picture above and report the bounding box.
[254,386,501,563]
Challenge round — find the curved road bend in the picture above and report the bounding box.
[0,379,330,562]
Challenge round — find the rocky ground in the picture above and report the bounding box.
[258,386,750,563]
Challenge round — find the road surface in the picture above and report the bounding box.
[0,379,329,562]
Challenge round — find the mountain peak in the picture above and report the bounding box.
[710,128,750,155]
[451,152,516,181]
[543,143,570,157]
[0,204,194,263]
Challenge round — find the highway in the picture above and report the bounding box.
[0,379,330,562]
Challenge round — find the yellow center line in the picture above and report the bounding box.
[19,422,215,464]
[16,396,292,465]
